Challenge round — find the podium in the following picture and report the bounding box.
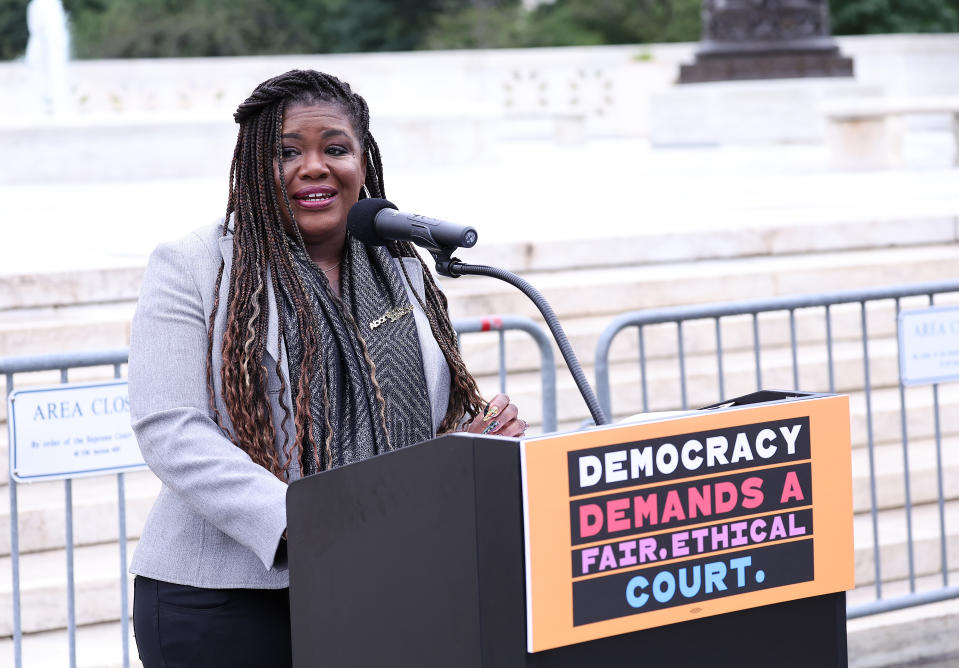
[287,391,853,667]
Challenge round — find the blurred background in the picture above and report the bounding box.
[2,1,959,667]
[4,0,959,58]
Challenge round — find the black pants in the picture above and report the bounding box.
[133,575,293,668]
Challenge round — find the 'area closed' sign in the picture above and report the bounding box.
[8,380,146,482]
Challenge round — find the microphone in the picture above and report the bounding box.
[348,198,478,252]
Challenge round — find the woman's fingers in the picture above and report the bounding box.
[494,416,528,438]
[481,402,518,434]
[465,394,527,436]
[465,394,508,433]
[481,393,510,424]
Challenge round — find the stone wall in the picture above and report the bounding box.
[2,34,958,132]
[2,35,958,183]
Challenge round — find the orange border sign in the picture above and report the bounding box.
[520,394,853,652]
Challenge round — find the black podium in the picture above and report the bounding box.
[287,428,849,667]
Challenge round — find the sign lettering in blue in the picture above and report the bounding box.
[898,306,959,386]
[8,381,146,482]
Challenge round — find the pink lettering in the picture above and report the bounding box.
[661,489,686,523]
[607,497,631,533]
[579,504,603,538]
[715,481,738,514]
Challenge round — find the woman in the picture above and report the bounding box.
[128,69,525,667]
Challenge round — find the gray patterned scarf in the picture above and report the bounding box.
[281,234,433,474]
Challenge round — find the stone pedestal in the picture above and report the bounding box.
[680,44,853,83]
[680,0,853,84]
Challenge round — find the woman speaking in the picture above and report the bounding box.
[128,69,525,667]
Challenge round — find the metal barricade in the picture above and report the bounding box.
[454,315,558,433]
[3,349,133,668]
[594,279,959,619]
[2,316,556,666]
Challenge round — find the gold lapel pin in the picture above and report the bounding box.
[369,304,414,331]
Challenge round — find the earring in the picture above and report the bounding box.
[361,184,371,199]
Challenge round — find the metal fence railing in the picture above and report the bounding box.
[3,348,132,668]
[594,280,959,619]
[2,317,556,667]
[454,315,558,433]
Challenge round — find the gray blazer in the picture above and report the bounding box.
[128,223,451,588]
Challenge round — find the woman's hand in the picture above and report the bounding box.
[463,393,528,437]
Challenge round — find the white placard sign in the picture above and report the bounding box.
[898,305,959,386]
[8,380,147,482]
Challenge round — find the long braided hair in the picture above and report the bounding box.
[207,69,484,481]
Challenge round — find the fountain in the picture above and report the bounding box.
[25,0,71,114]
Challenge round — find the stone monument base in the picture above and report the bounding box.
[680,46,854,84]
[650,77,881,146]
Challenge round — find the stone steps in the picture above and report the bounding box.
[3,237,957,357]
[4,215,947,311]
[853,498,959,587]
[0,470,158,557]
[458,305,881,385]
[0,303,134,358]
[852,436,959,513]
[441,243,959,320]
[0,540,137,635]
[847,596,959,668]
[5,293,904,382]
[458,215,959,275]
[4,242,954,434]
[483,334,959,444]
[0,620,140,668]
[847,568,959,609]
[0,300,945,433]
[0,267,143,312]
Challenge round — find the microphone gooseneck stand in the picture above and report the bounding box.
[435,255,610,427]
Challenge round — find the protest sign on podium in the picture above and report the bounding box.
[521,390,853,652]
[286,390,853,667]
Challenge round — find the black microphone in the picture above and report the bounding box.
[348,198,478,252]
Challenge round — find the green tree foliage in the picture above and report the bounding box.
[0,0,28,59]
[423,1,527,50]
[530,0,700,46]
[3,0,699,59]
[59,0,477,58]
[426,0,700,50]
[317,0,478,53]
[5,0,959,60]
[830,0,959,35]
[64,0,292,58]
